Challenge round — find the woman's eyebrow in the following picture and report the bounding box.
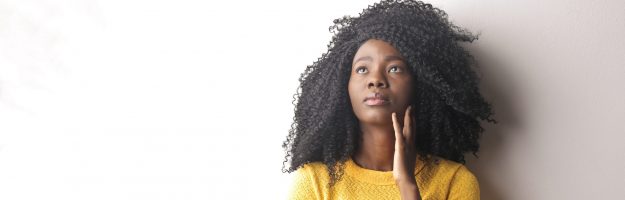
[354,55,405,63]
[354,56,372,63]
[384,55,405,62]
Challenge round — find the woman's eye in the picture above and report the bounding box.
[389,66,401,73]
[356,67,368,73]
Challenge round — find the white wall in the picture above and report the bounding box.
[437,0,625,199]
[0,0,623,199]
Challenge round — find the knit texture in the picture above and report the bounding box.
[288,155,479,200]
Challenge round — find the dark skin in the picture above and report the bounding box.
[348,39,421,200]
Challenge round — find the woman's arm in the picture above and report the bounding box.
[392,106,422,200]
[397,180,422,200]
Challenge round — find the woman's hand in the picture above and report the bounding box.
[392,106,421,200]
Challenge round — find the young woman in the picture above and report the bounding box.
[282,0,496,199]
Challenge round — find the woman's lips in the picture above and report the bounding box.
[363,93,390,106]
[364,98,389,106]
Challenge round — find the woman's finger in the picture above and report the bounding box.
[403,106,413,144]
[392,112,404,150]
[412,114,417,144]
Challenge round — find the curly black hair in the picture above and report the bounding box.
[282,0,496,186]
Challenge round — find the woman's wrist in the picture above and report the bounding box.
[396,178,421,200]
[395,174,417,186]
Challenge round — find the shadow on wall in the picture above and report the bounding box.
[464,43,524,200]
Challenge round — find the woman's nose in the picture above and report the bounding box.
[368,74,388,89]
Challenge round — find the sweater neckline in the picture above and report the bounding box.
[344,155,427,185]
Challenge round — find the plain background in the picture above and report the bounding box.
[1,0,624,199]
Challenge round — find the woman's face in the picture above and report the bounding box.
[348,39,414,126]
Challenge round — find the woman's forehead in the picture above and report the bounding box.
[353,39,405,62]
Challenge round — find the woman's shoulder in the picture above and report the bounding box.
[429,156,480,197]
[419,155,480,197]
[289,162,329,200]
[427,155,469,170]
[297,162,328,173]
[293,162,331,182]
[422,155,478,181]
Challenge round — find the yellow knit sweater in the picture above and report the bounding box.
[288,155,479,200]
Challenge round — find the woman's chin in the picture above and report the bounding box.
[359,111,393,125]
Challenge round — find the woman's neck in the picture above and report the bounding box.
[353,123,396,171]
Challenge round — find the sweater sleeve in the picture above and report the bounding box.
[447,165,480,200]
[287,165,319,200]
